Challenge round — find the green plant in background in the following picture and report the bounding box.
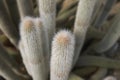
[0,0,120,80]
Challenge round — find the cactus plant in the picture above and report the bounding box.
[0,0,120,80]
[38,0,56,48]
[50,30,75,80]
[73,0,98,65]
[20,17,48,80]
[0,0,19,46]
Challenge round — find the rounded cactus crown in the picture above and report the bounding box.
[20,17,34,33]
[53,30,74,46]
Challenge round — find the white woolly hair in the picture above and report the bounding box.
[53,30,74,45]
[19,17,47,80]
[51,30,75,80]
[20,16,35,36]
[18,41,32,76]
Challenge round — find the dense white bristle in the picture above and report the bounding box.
[51,30,75,80]
[20,17,47,80]
[18,41,31,75]
[20,17,34,33]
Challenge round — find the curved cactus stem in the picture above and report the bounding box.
[73,0,97,66]
[91,0,104,24]
[0,0,19,46]
[73,67,97,77]
[18,41,32,76]
[76,56,120,69]
[5,0,20,27]
[0,58,25,80]
[93,12,120,53]
[94,0,117,28]
[89,68,107,80]
[0,44,25,77]
[16,0,34,20]
[69,73,84,80]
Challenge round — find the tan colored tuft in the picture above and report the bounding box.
[56,32,70,45]
[24,19,34,32]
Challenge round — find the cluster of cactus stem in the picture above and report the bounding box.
[0,0,120,80]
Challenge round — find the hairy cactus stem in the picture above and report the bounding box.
[38,0,56,50]
[18,41,32,76]
[73,0,97,66]
[51,30,75,80]
[20,17,48,80]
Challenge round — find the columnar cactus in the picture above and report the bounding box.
[0,0,120,80]
[16,0,34,20]
[18,41,31,75]
[0,0,19,46]
[20,17,48,80]
[38,0,56,48]
[73,0,97,65]
[94,12,120,53]
[0,43,27,78]
[51,30,75,80]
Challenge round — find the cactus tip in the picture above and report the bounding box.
[54,30,74,45]
[21,17,34,32]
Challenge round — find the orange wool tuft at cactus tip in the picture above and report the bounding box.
[51,30,75,80]
[24,20,34,32]
[22,17,34,32]
[57,34,69,45]
[55,31,72,45]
